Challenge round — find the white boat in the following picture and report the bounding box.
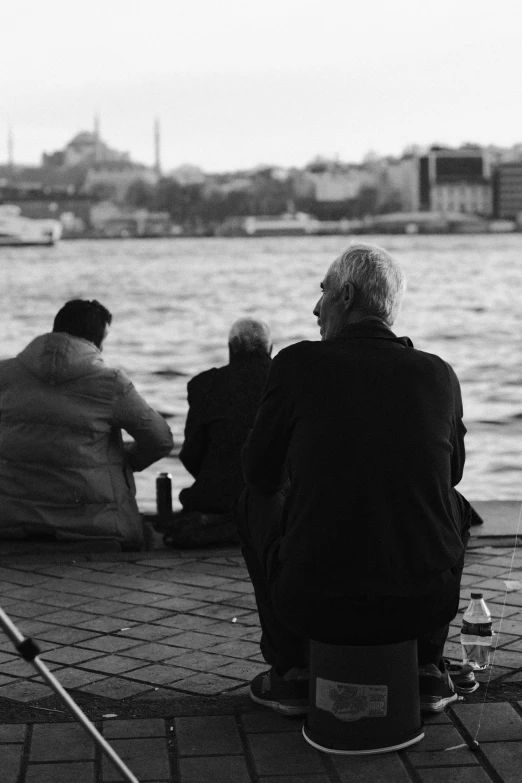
[244,212,320,236]
[0,205,63,246]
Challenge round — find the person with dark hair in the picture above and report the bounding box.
[163,317,272,548]
[53,298,112,348]
[0,299,173,550]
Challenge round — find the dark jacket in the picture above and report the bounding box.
[179,353,272,512]
[242,322,468,597]
[0,333,173,547]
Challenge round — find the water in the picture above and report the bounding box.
[461,641,491,670]
[1,234,521,510]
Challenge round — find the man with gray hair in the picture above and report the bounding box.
[238,244,475,716]
[163,317,272,547]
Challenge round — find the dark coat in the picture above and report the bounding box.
[0,333,173,547]
[242,322,468,597]
[179,353,272,512]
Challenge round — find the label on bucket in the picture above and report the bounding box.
[315,678,388,722]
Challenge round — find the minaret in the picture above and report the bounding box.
[154,117,161,176]
[94,113,101,163]
[7,123,13,170]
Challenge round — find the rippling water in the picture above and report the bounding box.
[1,234,521,507]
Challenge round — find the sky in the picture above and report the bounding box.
[2,0,522,173]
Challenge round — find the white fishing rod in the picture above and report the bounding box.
[0,606,140,783]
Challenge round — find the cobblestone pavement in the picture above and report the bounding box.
[1,541,522,781]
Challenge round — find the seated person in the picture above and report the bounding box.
[0,299,173,550]
[237,244,477,716]
[164,317,272,547]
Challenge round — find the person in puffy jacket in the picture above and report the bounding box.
[0,299,173,550]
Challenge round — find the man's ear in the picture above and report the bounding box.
[342,282,355,312]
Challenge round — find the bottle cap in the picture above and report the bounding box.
[470,592,483,599]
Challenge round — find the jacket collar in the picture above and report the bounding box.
[334,320,414,348]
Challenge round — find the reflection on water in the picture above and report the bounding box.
[1,234,521,507]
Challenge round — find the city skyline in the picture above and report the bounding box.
[2,0,522,171]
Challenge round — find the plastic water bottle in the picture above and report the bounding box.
[460,592,493,670]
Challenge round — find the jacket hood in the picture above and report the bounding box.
[17,332,106,385]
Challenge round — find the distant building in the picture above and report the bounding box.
[43,130,130,168]
[384,156,420,212]
[493,163,522,223]
[305,159,375,202]
[419,147,493,216]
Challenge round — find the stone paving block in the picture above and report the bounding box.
[0,723,26,742]
[117,587,190,603]
[190,605,252,621]
[407,745,479,766]
[175,715,243,755]
[78,635,143,653]
[125,663,194,684]
[101,737,170,781]
[79,676,153,699]
[106,606,172,623]
[479,740,522,782]
[119,642,186,661]
[103,718,166,738]
[409,724,467,751]
[116,624,175,641]
[232,612,260,626]
[159,630,226,650]
[25,761,96,783]
[247,731,326,776]
[165,650,239,671]
[497,592,522,607]
[476,602,519,618]
[415,769,491,782]
[2,743,23,783]
[464,563,515,577]
[185,587,248,603]
[258,777,330,783]
[43,645,104,665]
[78,654,146,674]
[147,596,208,612]
[52,667,107,689]
[0,679,52,702]
[452,702,522,741]
[36,626,99,644]
[0,567,48,585]
[487,649,522,668]
[158,571,230,588]
[204,639,261,658]
[155,613,217,631]
[178,755,252,783]
[77,616,136,633]
[0,657,58,676]
[8,600,52,619]
[37,608,94,625]
[30,722,95,761]
[331,752,412,782]
[241,712,303,733]
[213,660,269,680]
[172,671,244,694]
[31,591,89,608]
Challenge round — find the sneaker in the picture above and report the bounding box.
[443,659,480,694]
[249,666,309,716]
[419,663,459,712]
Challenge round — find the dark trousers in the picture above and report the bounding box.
[237,487,468,672]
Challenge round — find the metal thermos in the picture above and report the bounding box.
[156,472,173,518]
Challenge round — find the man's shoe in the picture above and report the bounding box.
[419,663,459,712]
[443,659,480,694]
[249,666,309,716]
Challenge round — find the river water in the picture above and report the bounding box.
[0,234,521,509]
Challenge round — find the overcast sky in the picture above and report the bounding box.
[2,0,521,172]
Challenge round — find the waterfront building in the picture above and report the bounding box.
[419,147,493,216]
[493,163,522,223]
[305,158,376,202]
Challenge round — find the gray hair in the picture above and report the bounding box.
[326,244,406,326]
[228,318,271,355]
